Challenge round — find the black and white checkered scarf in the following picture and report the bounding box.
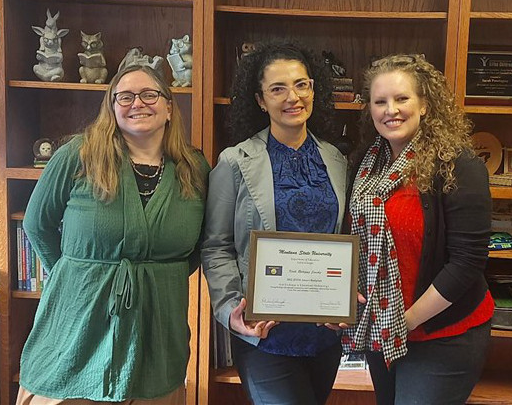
[342,135,418,367]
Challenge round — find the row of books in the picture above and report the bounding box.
[212,320,367,370]
[15,220,48,292]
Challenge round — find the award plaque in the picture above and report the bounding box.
[245,230,360,324]
[466,51,512,97]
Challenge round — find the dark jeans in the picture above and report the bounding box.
[231,336,343,405]
[366,320,491,405]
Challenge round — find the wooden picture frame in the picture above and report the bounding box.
[245,230,360,324]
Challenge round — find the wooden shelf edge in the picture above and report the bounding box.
[471,12,512,20]
[215,6,447,20]
[12,291,41,299]
[211,367,241,384]
[5,168,42,180]
[334,102,365,110]
[489,250,512,259]
[490,186,512,199]
[467,370,512,404]
[10,211,25,221]
[57,0,192,6]
[9,81,193,94]
[212,366,373,392]
[214,97,365,111]
[491,329,512,338]
[465,105,512,115]
[10,81,108,91]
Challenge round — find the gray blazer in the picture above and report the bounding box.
[201,127,348,345]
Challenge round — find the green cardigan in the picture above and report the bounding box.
[20,135,209,401]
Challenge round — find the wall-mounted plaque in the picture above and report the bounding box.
[467,51,512,98]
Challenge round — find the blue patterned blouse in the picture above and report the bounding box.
[257,132,340,357]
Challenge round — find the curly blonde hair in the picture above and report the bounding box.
[357,54,474,193]
[79,65,205,202]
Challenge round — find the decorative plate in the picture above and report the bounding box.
[472,131,502,175]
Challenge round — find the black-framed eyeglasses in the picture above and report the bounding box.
[113,90,164,106]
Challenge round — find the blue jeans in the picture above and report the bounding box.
[366,320,491,405]
[231,336,343,405]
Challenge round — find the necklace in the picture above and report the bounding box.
[138,159,165,197]
[130,156,164,179]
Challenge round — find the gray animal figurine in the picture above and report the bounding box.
[78,31,108,84]
[117,47,165,77]
[32,9,69,82]
[167,35,193,87]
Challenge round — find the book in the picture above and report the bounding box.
[16,220,23,290]
[36,50,62,64]
[78,52,106,68]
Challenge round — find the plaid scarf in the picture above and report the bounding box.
[342,135,417,367]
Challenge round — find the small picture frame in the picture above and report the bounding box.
[503,148,512,173]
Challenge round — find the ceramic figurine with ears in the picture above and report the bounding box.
[78,31,108,84]
[167,34,193,87]
[32,9,69,81]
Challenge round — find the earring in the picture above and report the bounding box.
[261,107,267,113]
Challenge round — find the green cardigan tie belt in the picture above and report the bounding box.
[109,258,135,316]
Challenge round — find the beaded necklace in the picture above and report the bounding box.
[130,155,164,179]
[131,157,165,197]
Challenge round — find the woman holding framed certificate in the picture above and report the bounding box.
[344,54,494,405]
[201,41,348,405]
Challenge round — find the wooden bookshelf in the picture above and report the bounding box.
[0,0,204,404]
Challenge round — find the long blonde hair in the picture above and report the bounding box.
[79,65,205,202]
[358,54,474,193]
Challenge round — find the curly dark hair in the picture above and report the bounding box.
[227,40,337,144]
[354,54,474,193]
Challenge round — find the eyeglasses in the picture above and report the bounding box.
[113,90,164,106]
[262,79,314,101]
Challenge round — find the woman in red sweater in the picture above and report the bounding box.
[343,54,494,404]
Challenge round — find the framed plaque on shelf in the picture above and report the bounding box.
[466,51,512,98]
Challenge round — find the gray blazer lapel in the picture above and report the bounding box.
[238,128,276,230]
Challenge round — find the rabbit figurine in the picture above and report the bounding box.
[32,9,69,82]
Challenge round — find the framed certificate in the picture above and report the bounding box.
[245,230,360,324]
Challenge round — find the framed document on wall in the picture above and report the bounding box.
[245,230,360,324]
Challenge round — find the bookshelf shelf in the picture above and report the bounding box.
[470,12,512,19]
[213,366,374,392]
[489,250,512,259]
[465,105,512,115]
[215,6,448,20]
[491,329,512,338]
[490,187,512,200]
[12,291,41,299]
[9,80,193,94]
[213,97,365,111]
[5,168,43,180]
[467,370,512,404]
[61,0,193,6]
[11,211,25,221]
